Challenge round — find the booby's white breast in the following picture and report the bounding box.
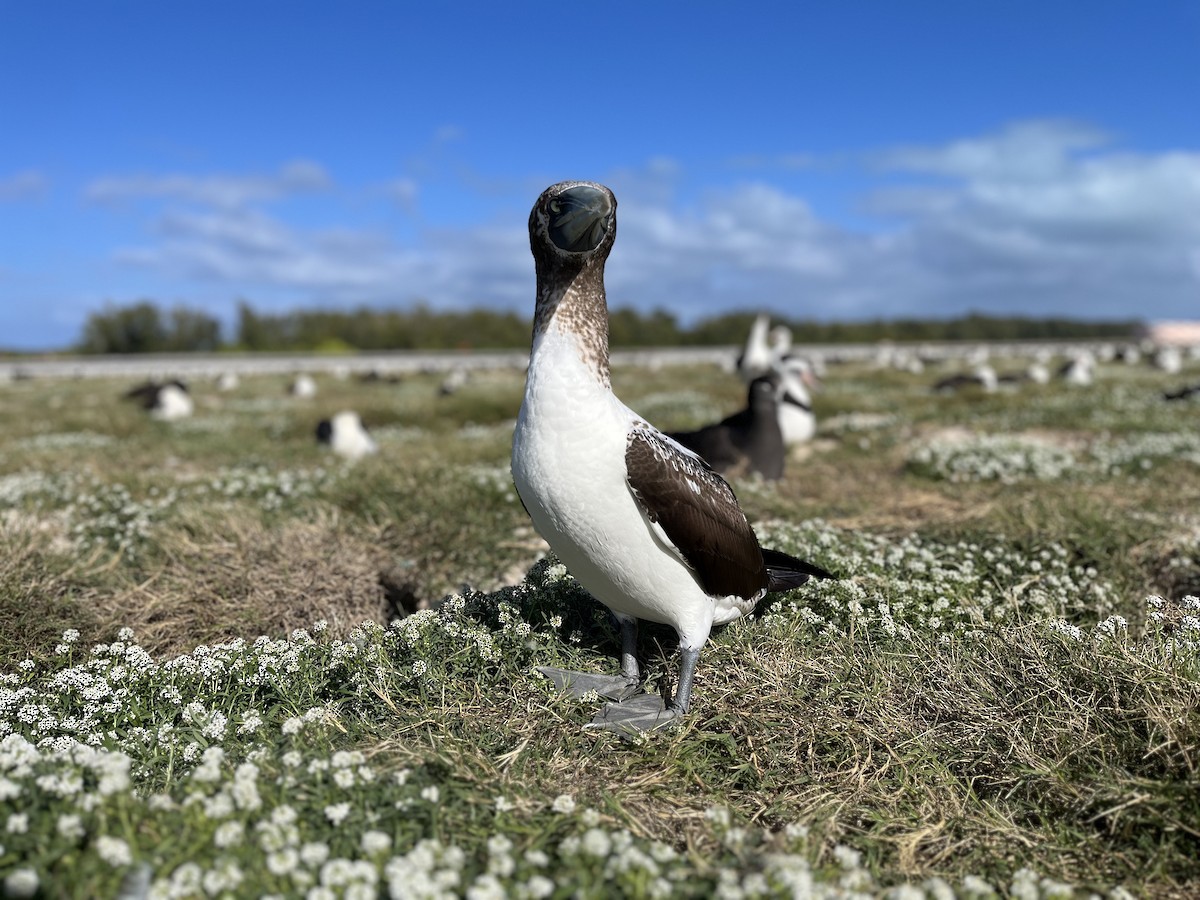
[512,326,755,648]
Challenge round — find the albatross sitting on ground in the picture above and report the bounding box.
[511,181,832,733]
[667,373,785,480]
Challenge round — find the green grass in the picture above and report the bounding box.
[1,354,1199,898]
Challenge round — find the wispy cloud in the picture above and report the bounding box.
[86,160,331,208]
[0,169,47,201]
[93,120,1200,323]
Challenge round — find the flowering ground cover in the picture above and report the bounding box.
[1,354,1198,898]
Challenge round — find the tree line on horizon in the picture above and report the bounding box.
[73,300,1141,355]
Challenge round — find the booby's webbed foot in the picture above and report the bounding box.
[537,666,641,702]
[583,693,680,735]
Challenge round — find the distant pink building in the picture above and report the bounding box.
[1141,321,1200,346]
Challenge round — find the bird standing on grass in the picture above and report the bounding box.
[511,181,832,733]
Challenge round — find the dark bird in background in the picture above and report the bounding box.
[667,373,785,480]
[1164,382,1200,402]
[123,379,194,420]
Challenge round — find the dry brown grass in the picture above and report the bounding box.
[83,508,391,657]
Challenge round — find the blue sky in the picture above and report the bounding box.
[2,2,1199,349]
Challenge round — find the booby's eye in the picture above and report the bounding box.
[549,200,561,214]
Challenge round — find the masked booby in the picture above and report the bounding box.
[511,181,832,733]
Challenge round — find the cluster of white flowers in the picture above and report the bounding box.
[1088,431,1200,475]
[0,462,341,557]
[907,434,1079,484]
[908,428,1200,485]
[0,616,1154,900]
[633,391,725,427]
[467,464,520,502]
[757,520,1118,642]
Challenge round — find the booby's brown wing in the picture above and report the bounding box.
[625,424,768,601]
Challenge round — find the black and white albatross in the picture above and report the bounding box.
[511,181,833,733]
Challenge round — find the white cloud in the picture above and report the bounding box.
[86,160,331,208]
[875,119,1109,181]
[0,169,47,201]
[94,123,1200,325]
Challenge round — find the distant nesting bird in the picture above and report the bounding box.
[290,374,317,398]
[667,374,785,480]
[776,357,819,445]
[511,181,832,733]
[439,368,469,396]
[316,411,378,460]
[1059,353,1095,387]
[124,380,194,421]
[1163,382,1200,402]
[215,372,239,392]
[1025,362,1051,385]
[357,369,403,385]
[1153,346,1183,374]
[933,365,998,394]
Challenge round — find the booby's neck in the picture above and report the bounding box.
[532,258,611,389]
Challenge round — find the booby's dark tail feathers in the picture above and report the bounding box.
[762,548,836,592]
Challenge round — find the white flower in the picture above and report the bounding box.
[420,785,440,804]
[581,828,612,858]
[494,795,514,812]
[361,830,391,854]
[324,802,352,825]
[96,835,133,866]
[524,849,550,867]
[57,814,85,840]
[6,814,29,834]
[3,868,39,899]
[301,842,331,867]
[550,794,575,814]
[466,874,506,900]
[524,875,555,898]
[832,844,862,869]
[267,848,300,876]
[704,805,731,830]
[213,820,244,849]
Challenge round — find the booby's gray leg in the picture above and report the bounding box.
[617,614,640,680]
[538,614,642,703]
[670,645,702,714]
[584,645,703,736]
[537,667,641,702]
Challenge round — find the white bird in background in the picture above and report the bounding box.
[316,411,378,461]
[151,383,194,421]
[1154,346,1183,374]
[736,315,793,382]
[1025,362,1051,385]
[1060,352,1095,387]
[290,374,317,398]
[124,379,194,421]
[776,357,819,445]
[511,181,832,733]
[736,313,773,381]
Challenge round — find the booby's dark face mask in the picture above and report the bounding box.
[546,185,613,253]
